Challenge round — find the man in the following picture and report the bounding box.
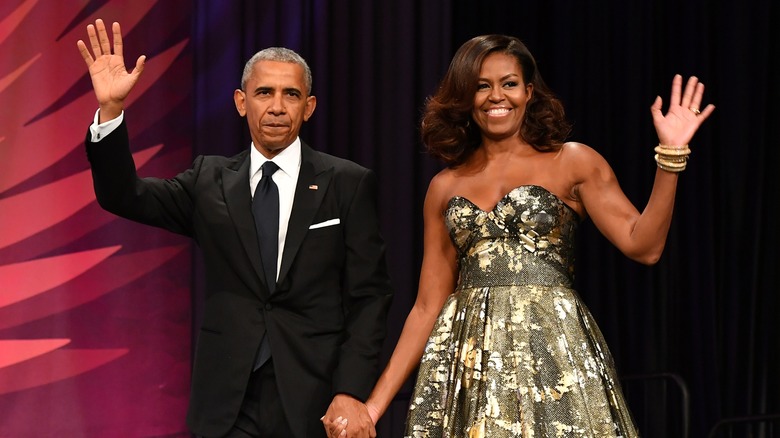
[77,19,392,438]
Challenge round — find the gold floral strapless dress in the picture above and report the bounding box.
[405,185,639,438]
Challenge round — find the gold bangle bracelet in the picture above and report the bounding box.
[657,162,686,173]
[655,145,691,156]
[654,154,687,172]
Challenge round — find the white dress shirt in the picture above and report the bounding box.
[89,109,300,281]
[89,109,124,142]
[249,140,300,280]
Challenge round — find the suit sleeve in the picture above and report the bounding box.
[85,119,197,237]
[332,169,394,400]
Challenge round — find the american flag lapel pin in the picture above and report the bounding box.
[308,184,318,190]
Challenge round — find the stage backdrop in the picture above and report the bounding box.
[192,2,779,438]
[0,1,192,436]
[1,1,777,437]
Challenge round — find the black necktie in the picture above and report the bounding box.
[252,161,279,370]
[252,161,280,293]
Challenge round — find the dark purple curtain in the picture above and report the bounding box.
[192,1,779,437]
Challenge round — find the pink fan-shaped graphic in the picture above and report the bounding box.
[0,0,193,434]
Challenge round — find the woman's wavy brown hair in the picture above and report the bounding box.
[422,35,571,167]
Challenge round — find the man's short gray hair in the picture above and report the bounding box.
[240,47,313,94]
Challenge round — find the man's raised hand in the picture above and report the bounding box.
[76,19,145,121]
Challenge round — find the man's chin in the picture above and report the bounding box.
[254,138,293,156]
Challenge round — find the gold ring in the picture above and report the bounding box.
[689,107,701,115]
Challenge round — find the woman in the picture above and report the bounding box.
[326,34,713,437]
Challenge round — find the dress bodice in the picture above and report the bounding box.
[445,185,579,288]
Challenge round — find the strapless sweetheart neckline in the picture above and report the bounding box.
[447,184,579,217]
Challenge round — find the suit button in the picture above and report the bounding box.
[264,303,273,310]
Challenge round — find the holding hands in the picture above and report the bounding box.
[76,19,145,121]
[321,395,377,438]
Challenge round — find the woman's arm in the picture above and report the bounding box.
[363,173,459,421]
[575,75,714,264]
[322,173,457,438]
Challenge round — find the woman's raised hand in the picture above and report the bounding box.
[650,74,715,147]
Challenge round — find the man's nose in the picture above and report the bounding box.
[268,94,285,114]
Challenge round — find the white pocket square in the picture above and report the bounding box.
[309,218,340,229]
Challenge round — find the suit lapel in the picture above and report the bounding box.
[222,152,270,295]
[278,143,332,284]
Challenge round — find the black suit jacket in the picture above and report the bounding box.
[86,121,393,438]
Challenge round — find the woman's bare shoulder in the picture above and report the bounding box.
[560,141,612,175]
[426,168,457,203]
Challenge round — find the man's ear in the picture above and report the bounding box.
[234,89,247,117]
[303,95,317,122]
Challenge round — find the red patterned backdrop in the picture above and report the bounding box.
[0,1,192,436]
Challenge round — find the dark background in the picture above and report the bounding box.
[188,1,778,436]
